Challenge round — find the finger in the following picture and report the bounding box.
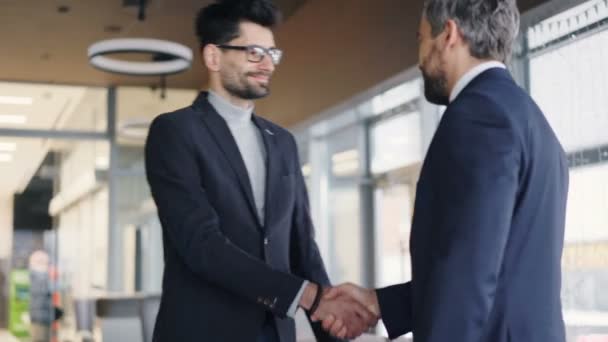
[322,315,335,331]
[337,326,347,339]
[346,309,369,336]
[311,300,327,321]
[350,299,375,324]
[329,319,344,337]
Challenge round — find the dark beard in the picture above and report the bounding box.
[421,68,449,106]
[223,73,270,100]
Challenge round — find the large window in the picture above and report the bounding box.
[326,127,363,284]
[294,75,428,339]
[528,0,608,339]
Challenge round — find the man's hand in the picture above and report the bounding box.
[324,282,380,316]
[299,283,377,339]
[316,293,377,339]
[311,283,380,339]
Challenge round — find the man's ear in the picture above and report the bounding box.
[203,44,221,72]
[442,19,462,49]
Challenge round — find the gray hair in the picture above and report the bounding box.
[423,0,520,63]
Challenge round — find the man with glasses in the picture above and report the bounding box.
[145,1,375,341]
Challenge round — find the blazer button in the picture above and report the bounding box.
[264,238,269,245]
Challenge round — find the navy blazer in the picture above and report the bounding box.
[376,68,569,342]
[145,93,339,342]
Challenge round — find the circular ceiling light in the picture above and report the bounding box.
[87,38,193,76]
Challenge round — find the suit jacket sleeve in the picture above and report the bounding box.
[145,114,303,318]
[376,282,413,339]
[286,135,345,342]
[419,98,520,342]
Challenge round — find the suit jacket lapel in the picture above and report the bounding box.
[194,93,261,227]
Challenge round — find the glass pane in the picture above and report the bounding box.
[373,180,415,339]
[530,2,608,339]
[53,139,110,297]
[371,79,421,115]
[371,113,423,174]
[326,128,362,284]
[374,183,413,287]
[116,86,197,144]
[530,23,608,152]
[528,0,608,50]
[561,163,608,341]
[329,185,362,284]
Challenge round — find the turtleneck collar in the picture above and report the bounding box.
[207,90,254,124]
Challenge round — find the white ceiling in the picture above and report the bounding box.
[0,0,306,89]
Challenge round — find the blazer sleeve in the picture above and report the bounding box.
[145,114,303,318]
[419,99,520,342]
[286,135,345,342]
[376,282,413,339]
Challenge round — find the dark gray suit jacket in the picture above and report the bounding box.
[145,92,340,342]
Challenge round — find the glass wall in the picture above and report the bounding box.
[293,72,428,294]
[528,0,608,339]
[326,127,362,284]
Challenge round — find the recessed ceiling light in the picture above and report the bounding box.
[0,142,17,152]
[0,115,27,124]
[0,96,33,105]
[0,153,13,163]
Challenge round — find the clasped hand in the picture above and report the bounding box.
[311,283,380,339]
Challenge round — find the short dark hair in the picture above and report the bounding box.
[195,0,281,48]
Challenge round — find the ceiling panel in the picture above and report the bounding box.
[0,0,306,89]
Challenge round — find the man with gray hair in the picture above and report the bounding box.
[314,0,569,341]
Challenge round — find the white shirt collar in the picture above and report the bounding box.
[449,61,506,103]
[207,90,254,124]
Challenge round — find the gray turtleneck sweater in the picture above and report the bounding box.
[207,91,306,317]
[208,91,267,224]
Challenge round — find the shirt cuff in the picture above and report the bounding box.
[287,280,308,317]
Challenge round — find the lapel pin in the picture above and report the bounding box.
[265,129,274,136]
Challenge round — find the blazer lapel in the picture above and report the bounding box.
[194,93,261,227]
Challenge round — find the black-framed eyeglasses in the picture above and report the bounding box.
[216,44,283,65]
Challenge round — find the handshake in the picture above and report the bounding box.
[302,283,380,340]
